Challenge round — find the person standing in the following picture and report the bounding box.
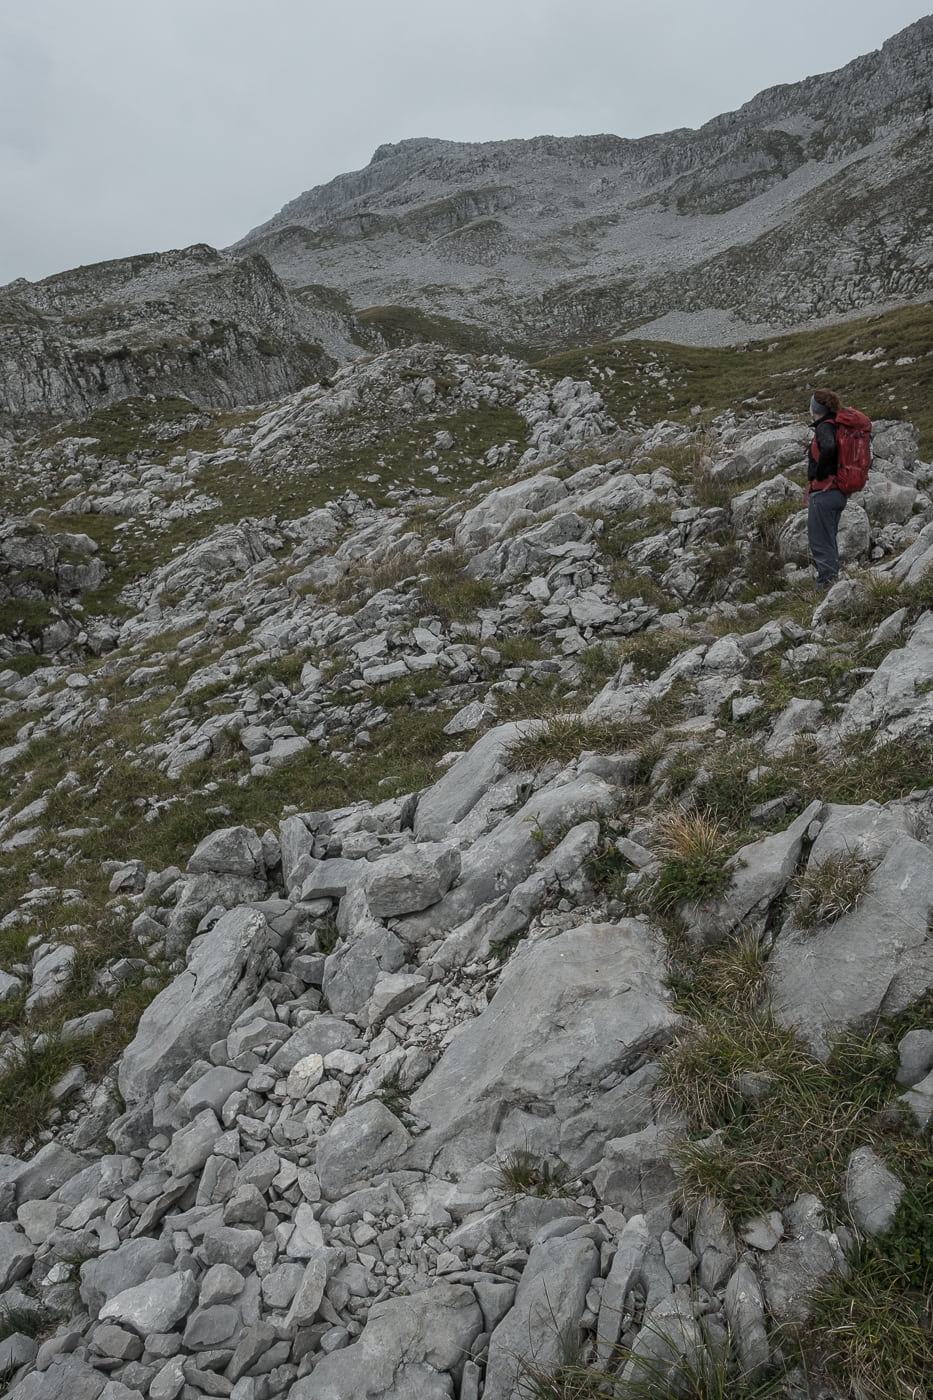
[806,389,846,588]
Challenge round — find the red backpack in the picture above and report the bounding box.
[832,407,873,494]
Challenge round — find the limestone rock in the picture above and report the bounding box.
[288,1282,482,1399]
[316,1101,411,1200]
[99,1271,198,1335]
[769,836,933,1056]
[187,826,265,878]
[688,800,821,947]
[118,907,275,1105]
[844,1146,905,1236]
[831,611,933,745]
[409,921,679,1177]
[484,1233,600,1400]
[413,722,528,841]
[362,842,460,917]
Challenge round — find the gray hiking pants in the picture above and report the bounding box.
[808,487,846,585]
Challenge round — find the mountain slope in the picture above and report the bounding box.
[237,16,933,348]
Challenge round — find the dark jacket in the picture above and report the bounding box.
[808,415,839,486]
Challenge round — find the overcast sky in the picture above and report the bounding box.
[1,0,930,287]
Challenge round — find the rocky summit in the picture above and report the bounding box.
[2,20,933,1400]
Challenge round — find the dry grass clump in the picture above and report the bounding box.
[654,807,727,864]
[791,852,875,928]
[650,807,734,914]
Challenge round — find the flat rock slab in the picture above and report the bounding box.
[413,721,528,842]
[408,921,679,1177]
[118,907,275,1105]
[288,1281,482,1399]
[831,610,933,745]
[484,1233,600,1400]
[768,835,933,1056]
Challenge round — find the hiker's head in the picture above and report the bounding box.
[810,389,841,420]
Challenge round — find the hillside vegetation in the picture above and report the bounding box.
[0,308,931,1398]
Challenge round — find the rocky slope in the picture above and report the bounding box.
[0,339,932,1397]
[237,18,933,347]
[0,247,349,429]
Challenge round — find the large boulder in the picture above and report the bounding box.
[860,470,918,525]
[777,503,870,565]
[455,473,567,549]
[6,1355,108,1400]
[80,1238,174,1316]
[408,921,679,1177]
[118,907,276,1105]
[585,645,707,722]
[362,842,460,917]
[730,474,799,531]
[889,521,933,585]
[713,426,808,481]
[99,1271,198,1335]
[871,419,919,470]
[187,825,265,878]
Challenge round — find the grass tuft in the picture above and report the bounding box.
[791,852,875,928]
[659,1010,896,1215]
[650,807,733,914]
[497,1147,570,1198]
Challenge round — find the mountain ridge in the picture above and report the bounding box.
[235,14,933,349]
[2,17,932,429]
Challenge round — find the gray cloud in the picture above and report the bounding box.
[1,0,930,285]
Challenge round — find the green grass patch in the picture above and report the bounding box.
[662,1012,896,1215]
[504,713,646,771]
[691,734,933,833]
[536,298,933,454]
[353,304,531,359]
[418,550,499,622]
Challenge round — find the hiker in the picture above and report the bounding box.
[806,388,846,588]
